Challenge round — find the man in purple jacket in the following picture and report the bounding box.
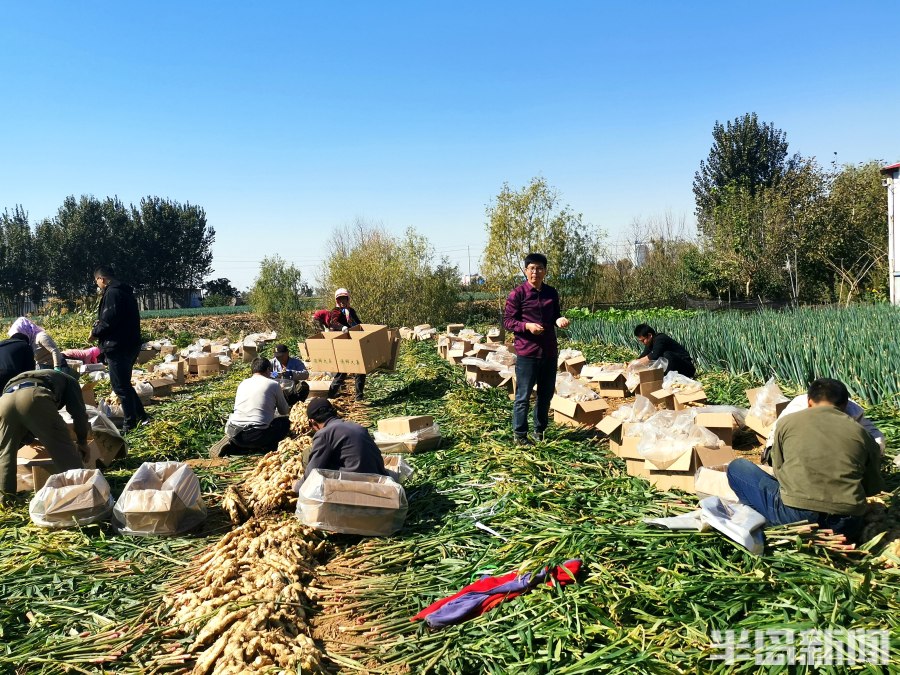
[503,253,570,445]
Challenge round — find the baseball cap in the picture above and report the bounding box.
[307,397,337,422]
[334,288,350,299]
[274,344,289,354]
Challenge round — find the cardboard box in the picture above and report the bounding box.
[332,325,391,374]
[592,372,629,398]
[465,364,505,388]
[625,457,649,478]
[465,343,498,359]
[305,332,341,372]
[297,341,310,361]
[81,381,96,407]
[745,386,790,441]
[650,388,676,410]
[639,377,665,399]
[413,324,432,333]
[16,445,56,492]
[148,378,175,397]
[694,411,741,448]
[242,342,258,363]
[297,469,407,536]
[377,416,434,436]
[485,327,505,344]
[194,355,220,378]
[694,465,739,502]
[447,340,472,365]
[596,417,642,459]
[155,360,186,385]
[398,327,413,340]
[446,323,464,334]
[379,329,401,372]
[307,380,332,399]
[675,389,708,410]
[551,395,608,427]
[645,445,736,492]
[136,347,157,365]
[560,355,586,376]
[160,345,177,357]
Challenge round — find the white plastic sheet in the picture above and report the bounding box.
[557,348,583,366]
[486,349,516,368]
[296,469,407,536]
[29,469,114,528]
[113,462,207,536]
[644,498,767,555]
[554,372,598,401]
[383,454,415,484]
[661,372,703,394]
[610,395,658,423]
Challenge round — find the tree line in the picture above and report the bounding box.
[0,195,215,315]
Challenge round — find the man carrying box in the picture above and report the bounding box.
[630,324,695,377]
[327,288,366,401]
[303,398,386,479]
[726,378,883,541]
[0,370,89,496]
[503,253,570,445]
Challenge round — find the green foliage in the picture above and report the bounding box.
[564,306,698,321]
[202,277,239,301]
[139,305,252,319]
[322,221,461,327]
[249,256,315,337]
[567,304,900,405]
[693,112,795,232]
[201,293,228,308]
[481,177,604,307]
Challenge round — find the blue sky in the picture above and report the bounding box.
[1,2,895,290]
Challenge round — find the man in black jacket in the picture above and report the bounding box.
[89,266,147,432]
[630,323,696,377]
[0,333,34,390]
[303,398,386,480]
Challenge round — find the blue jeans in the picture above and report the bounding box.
[726,458,862,540]
[513,355,557,437]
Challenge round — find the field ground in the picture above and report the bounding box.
[1,317,898,673]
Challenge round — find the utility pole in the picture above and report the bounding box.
[467,246,471,280]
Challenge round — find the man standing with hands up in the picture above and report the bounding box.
[503,253,569,445]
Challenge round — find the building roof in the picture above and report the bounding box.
[881,162,900,174]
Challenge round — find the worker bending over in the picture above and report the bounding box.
[303,398,386,480]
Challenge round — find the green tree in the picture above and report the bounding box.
[481,177,603,307]
[0,206,44,314]
[249,256,312,335]
[322,220,461,327]
[693,113,796,237]
[203,278,239,302]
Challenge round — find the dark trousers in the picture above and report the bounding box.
[513,355,557,437]
[726,458,862,540]
[663,353,696,378]
[284,381,309,406]
[328,373,366,399]
[230,416,291,453]
[106,347,145,428]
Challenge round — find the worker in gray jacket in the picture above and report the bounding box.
[0,370,89,495]
[303,398,386,480]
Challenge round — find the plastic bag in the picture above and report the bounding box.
[296,469,408,536]
[662,372,703,394]
[457,329,482,342]
[29,469,114,528]
[486,349,516,368]
[461,357,503,371]
[113,462,207,536]
[693,405,748,428]
[699,496,766,555]
[611,395,657,422]
[554,372,598,401]
[383,454,415,484]
[749,377,789,427]
[557,348,583,367]
[644,509,710,531]
[134,381,154,400]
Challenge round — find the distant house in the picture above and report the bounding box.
[881,162,900,304]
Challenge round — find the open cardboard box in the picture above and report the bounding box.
[645,444,736,492]
[465,364,505,388]
[307,380,332,399]
[559,355,586,376]
[591,371,629,398]
[447,339,473,365]
[446,323,464,334]
[596,417,643,459]
[376,415,441,453]
[694,410,742,448]
[551,395,608,427]
[297,469,407,536]
[16,445,56,492]
[745,385,790,442]
[485,327,505,344]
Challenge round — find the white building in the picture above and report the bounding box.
[882,162,900,304]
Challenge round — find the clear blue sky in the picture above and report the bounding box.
[1,2,895,291]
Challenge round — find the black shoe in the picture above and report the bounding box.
[209,435,235,459]
[533,432,545,443]
[515,435,533,447]
[354,393,365,402]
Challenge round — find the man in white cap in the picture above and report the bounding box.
[326,288,366,400]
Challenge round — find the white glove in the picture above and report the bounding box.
[342,326,349,333]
